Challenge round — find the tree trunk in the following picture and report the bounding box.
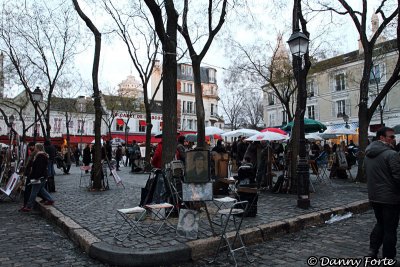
[193,61,206,148]
[161,37,178,166]
[145,106,153,170]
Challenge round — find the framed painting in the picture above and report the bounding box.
[184,149,210,183]
[182,183,213,202]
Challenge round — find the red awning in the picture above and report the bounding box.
[117,119,124,126]
[139,120,146,127]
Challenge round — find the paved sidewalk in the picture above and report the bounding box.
[5,164,370,266]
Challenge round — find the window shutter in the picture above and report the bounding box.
[316,104,320,120]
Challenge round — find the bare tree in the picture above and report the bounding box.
[72,0,104,190]
[228,38,297,122]
[311,0,400,182]
[240,89,264,129]
[219,88,244,130]
[0,1,82,140]
[144,0,179,166]
[102,0,162,166]
[0,95,32,142]
[177,0,229,148]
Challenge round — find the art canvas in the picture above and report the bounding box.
[184,150,210,183]
[182,183,213,202]
[176,209,200,239]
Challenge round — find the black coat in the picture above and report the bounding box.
[83,147,91,164]
[30,152,49,180]
[365,141,400,204]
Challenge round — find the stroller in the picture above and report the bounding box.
[236,163,256,185]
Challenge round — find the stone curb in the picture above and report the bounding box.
[36,200,191,266]
[36,199,370,266]
[187,199,370,260]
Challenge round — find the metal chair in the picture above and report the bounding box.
[210,200,253,267]
[79,165,91,188]
[113,206,147,242]
[145,203,175,234]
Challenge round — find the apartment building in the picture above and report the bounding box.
[264,27,400,131]
[150,60,224,133]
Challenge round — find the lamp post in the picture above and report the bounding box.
[32,87,43,143]
[287,29,310,209]
[343,112,350,145]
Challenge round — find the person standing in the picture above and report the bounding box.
[115,145,123,171]
[73,146,81,167]
[364,127,400,260]
[21,143,54,212]
[82,144,91,173]
[44,140,56,192]
[176,136,186,164]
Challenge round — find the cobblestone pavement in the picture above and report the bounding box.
[0,163,368,266]
[47,164,367,250]
[177,210,400,267]
[0,201,106,267]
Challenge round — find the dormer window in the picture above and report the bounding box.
[181,64,192,76]
[209,69,216,83]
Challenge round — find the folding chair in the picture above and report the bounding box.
[212,196,237,226]
[0,173,21,201]
[209,201,253,267]
[79,166,91,188]
[114,207,147,242]
[145,203,175,234]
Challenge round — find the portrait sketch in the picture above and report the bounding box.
[182,183,213,202]
[185,150,210,183]
[176,209,200,239]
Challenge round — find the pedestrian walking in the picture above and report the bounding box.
[21,143,54,212]
[364,127,400,261]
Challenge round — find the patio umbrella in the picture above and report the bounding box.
[305,132,324,141]
[281,118,327,133]
[184,134,197,142]
[323,127,357,135]
[260,127,288,135]
[110,138,125,145]
[245,131,289,142]
[152,131,180,138]
[205,126,225,136]
[90,139,104,145]
[221,128,260,138]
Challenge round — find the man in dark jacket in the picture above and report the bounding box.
[364,127,400,260]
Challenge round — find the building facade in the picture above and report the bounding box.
[150,60,224,133]
[263,36,400,132]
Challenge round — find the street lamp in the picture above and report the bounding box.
[32,87,43,142]
[287,29,310,209]
[343,112,350,145]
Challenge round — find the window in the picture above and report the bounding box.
[370,65,381,84]
[335,73,346,91]
[53,118,62,133]
[268,92,275,105]
[281,111,287,124]
[209,69,216,83]
[307,80,315,97]
[307,106,315,120]
[181,65,192,76]
[184,83,193,93]
[182,101,186,113]
[188,119,193,130]
[336,100,346,116]
[139,120,146,132]
[269,113,276,127]
[77,120,85,134]
[116,119,124,131]
[187,102,194,114]
[92,121,95,134]
[68,121,74,129]
[211,104,214,116]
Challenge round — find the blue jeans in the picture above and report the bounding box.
[27,179,53,209]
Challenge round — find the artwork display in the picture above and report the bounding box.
[182,183,213,202]
[176,209,200,239]
[184,150,210,183]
